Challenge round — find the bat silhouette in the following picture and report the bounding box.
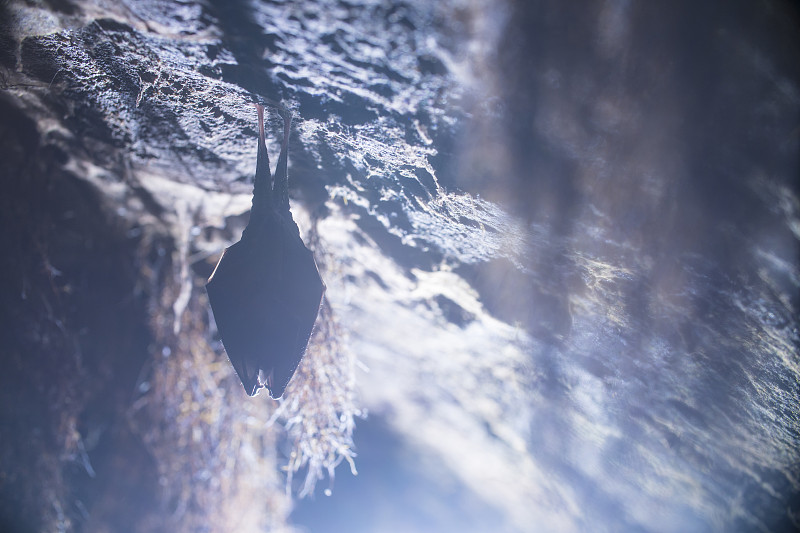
[206,102,325,399]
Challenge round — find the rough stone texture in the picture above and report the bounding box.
[2,1,800,532]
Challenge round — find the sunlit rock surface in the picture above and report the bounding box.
[1,0,798,532]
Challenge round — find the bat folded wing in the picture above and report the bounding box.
[206,223,325,399]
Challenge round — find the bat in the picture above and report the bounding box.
[206,102,325,399]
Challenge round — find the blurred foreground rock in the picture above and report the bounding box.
[0,3,298,531]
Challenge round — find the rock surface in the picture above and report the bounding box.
[1,1,799,532]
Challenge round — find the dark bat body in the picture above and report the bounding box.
[206,103,325,399]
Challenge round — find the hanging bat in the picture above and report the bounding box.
[206,102,325,399]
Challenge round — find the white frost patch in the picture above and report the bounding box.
[408,192,529,264]
[318,206,583,532]
[136,171,252,230]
